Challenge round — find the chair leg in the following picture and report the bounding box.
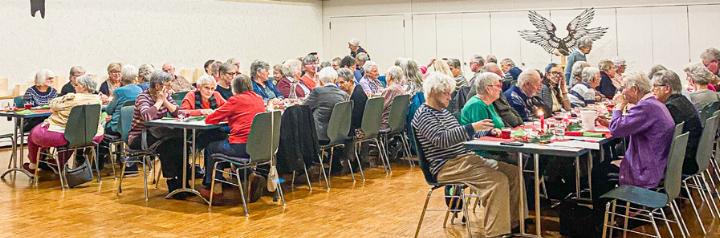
[443,186,458,228]
[93,145,101,182]
[602,202,611,238]
[374,138,391,174]
[155,156,162,189]
[701,173,720,216]
[328,147,335,182]
[672,200,690,238]
[209,161,219,208]
[648,209,662,238]
[347,157,356,182]
[693,176,716,218]
[354,146,365,182]
[414,188,434,238]
[317,153,330,191]
[658,207,675,238]
[623,201,630,238]
[400,134,414,167]
[34,148,42,186]
[303,164,312,191]
[235,167,249,217]
[57,150,68,189]
[461,192,472,237]
[669,201,687,238]
[684,180,707,234]
[142,156,149,201]
[117,158,128,196]
[609,200,618,238]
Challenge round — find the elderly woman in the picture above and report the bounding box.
[181,74,226,116]
[685,62,720,111]
[592,72,675,229]
[100,63,123,96]
[359,61,384,96]
[276,59,311,98]
[199,74,267,201]
[300,54,319,90]
[137,64,154,91]
[23,69,58,131]
[395,58,423,95]
[380,66,407,130]
[612,58,626,89]
[597,59,618,99]
[304,67,349,143]
[412,72,523,237]
[569,61,591,86]
[105,65,143,135]
[23,74,104,173]
[460,72,506,129]
[565,37,593,84]
[568,67,602,107]
[651,69,702,175]
[128,71,186,197]
[349,39,369,59]
[355,52,370,81]
[249,60,282,101]
[540,63,571,112]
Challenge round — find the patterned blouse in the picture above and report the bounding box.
[23,86,58,107]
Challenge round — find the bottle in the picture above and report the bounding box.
[288,81,298,100]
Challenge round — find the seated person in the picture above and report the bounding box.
[199,74,267,201]
[162,63,194,92]
[23,69,59,131]
[380,66,407,130]
[460,72,505,129]
[99,63,122,97]
[215,63,237,100]
[106,65,143,135]
[685,62,720,111]
[59,66,85,96]
[358,61,384,96]
[568,67,603,107]
[181,75,226,116]
[250,60,283,101]
[540,63,571,113]
[597,59,618,99]
[651,69,703,175]
[503,70,545,121]
[592,72,675,232]
[412,72,525,238]
[337,68,366,136]
[128,71,186,198]
[23,74,104,173]
[304,67,349,143]
[276,60,311,98]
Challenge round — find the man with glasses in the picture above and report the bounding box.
[59,66,85,96]
[215,63,238,100]
[162,63,194,93]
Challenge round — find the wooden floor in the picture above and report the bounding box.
[1,149,720,237]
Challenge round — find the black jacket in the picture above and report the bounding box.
[276,105,321,174]
[665,94,703,174]
[349,85,368,136]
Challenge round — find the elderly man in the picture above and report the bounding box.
[467,55,486,87]
[565,37,594,84]
[304,67,349,143]
[162,63,193,92]
[215,63,238,99]
[412,72,524,238]
[348,39,369,59]
[331,57,342,71]
[500,58,522,82]
[504,70,545,121]
[651,69,702,175]
[355,52,370,81]
[592,72,675,232]
[59,66,85,96]
[359,61,384,95]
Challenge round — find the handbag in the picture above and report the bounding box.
[65,150,93,188]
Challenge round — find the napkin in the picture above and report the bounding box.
[565,131,583,137]
[582,132,605,138]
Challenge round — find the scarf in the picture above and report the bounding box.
[194,91,218,109]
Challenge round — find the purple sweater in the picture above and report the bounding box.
[610,95,675,188]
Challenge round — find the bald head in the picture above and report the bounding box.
[518,69,542,97]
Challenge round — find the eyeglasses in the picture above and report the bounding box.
[549,71,562,75]
[201,86,215,90]
[224,72,239,76]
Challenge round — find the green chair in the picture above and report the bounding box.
[35,104,102,189]
[116,105,159,201]
[209,111,285,216]
[673,122,684,138]
[13,96,24,108]
[172,92,188,105]
[379,94,414,167]
[96,100,137,180]
[601,132,689,238]
[681,115,720,235]
[352,97,388,181]
[317,101,352,189]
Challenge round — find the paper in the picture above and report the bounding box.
[550,140,600,150]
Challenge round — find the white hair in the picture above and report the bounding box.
[121,64,138,85]
[386,66,404,84]
[684,62,716,85]
[196,74,216,87]
[517,69,540,87]
[362,61,378,74]
[348,39,360,46]
[76,74,98,93]
[624,72,652,94]
[283,59,302,76]
[578,37,594,49]
[475,72,502,95]
[580,67,600,84]
[612,57,626,66]
[422,72,455,96]
[34,69,55,85]
[317,67,338,84]
[701,48,720,62]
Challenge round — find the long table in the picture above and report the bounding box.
[144,117,224,204]
[464,138,591,237]
[0,109,52,179]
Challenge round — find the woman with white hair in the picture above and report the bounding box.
[303,67,349,143]
[565,37,594,84]
[358,61,384,95]
[348,38,369,59]
[22,69,58,131]
[276,59,311,98]
[380,66,407,130]
[460,72,506,129]
[568,66,602,107]
[137,64,154,91]
[612,58,626,88]
[570,61,591,86]
[23,74,104,173]
[685,62,720,110]
[181,74,226,116]
[105,65,143,135]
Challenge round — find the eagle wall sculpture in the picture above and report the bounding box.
[519,8,608,56]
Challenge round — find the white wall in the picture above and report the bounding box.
[322,0,720,76]
[0,0,322,91]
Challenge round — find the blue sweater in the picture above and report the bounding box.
[565,49,587,85]
[106,84,142,132]
[251,80,283,100]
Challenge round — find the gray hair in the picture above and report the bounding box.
[652,70,682,94]
[395,58,422,91]
[34,69,55,85]
[362,60,378,74]
[624,72,652,94]
[447,58,461,69]
[75,74,98,93]
[486,55,498,63]
[386,66,404,84]
[337,68,355,82]
[598,59,614,72]
[578,37,594,49]
[249,60,270,81]
[69,66,85,77]
[208,61,222,76]
[475,72,502,96]
[138,64,154,82]
[356,52,370,62]
[612,57,626,67]
[196,74,216,88]
[571,61,591,83]
[701,48,720,62]
[320,61,331,68]
[302,54,319,65]
[648,65,668,78]
[283,59,302,76]
[423,72,455,96]
[480,63,500,73]
[121,64,138,85]
[317,67,338,84]
[518,69,540,87]
[274,64,292,78]
[232,74,253,94]
[580,67,600,84]
[469,55,485,66]
[149,70,173,89]
[219,63,236,75]
[684,62,716,85]
[500,58,515,67]
[348,39,360,46]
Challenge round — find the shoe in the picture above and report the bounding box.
[23,163,37,174]
[248,173,265,203]
[199,186,224,204]
[193,164,204,179]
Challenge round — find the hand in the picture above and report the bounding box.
[157,90,168,101]
[612,94,626,108]
[471,119,495,132]
[200,109,214,115]
[490,128,502,137]
[483,158,499,170]
[596,117,609,127]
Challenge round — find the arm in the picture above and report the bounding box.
[105,91,120,116]
[608,103,655,138]
[179,93,203,116]
[459,101,489,126]
[23,89,33,106]
[99,82,109,96]
[138,95,164,122]
[164,93,179,117]
[414,111,475,149]
[303,90,320,111]
[268,81,284,99]
[205,98,233,124]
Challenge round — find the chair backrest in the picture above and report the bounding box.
[326,101,353,145]
[360,97,385,139]
[13,96,24,107]
[673,121,685,138]
[699,101,720,127]
[246,111,280,163]
[387,94,411,134]
[171,91,188,105]
[270,110,281,156]
[119,105,135,142]
[665,132,689,201]
[695,115,719,172]
[411,126,437,184]
[64,104,101,148]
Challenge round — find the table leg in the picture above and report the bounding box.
[190,129,196,189]
[575,156,581,199]
[164,128,208,204]
[517,152,526,235]
[533,154,542,236]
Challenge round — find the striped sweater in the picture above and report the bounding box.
[128,92,180,144]
[23,86,58,106]
[411,104,477,177]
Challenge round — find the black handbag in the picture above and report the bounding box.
[65,152,93,188]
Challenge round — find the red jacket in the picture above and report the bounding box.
[205,91,266,144]
[180,90,226,116]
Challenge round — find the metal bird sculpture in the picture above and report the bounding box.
[519,8,608,56]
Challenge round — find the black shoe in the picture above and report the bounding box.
[248,173,265,203]
[193,164,204,179]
